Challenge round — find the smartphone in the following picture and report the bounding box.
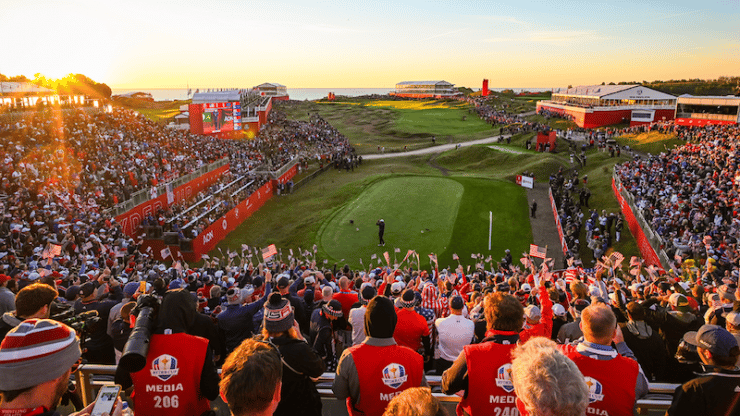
[90,385,121,416]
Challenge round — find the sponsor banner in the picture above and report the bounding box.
[612,178,662,267]
[192,181,273,255]
[116,164,229,237]
[516,175,534,189]
[674,117,737,127]
[549,187,569,256]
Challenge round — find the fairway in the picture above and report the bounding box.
[318,175,532,269]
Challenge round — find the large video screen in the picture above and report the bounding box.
[202,102,241,133]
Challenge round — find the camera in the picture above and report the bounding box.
[119,294,160,373]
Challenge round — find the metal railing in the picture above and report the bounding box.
[74,365,675,415]
[105,158,229,218]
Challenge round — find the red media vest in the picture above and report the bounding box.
[458,340,518,416]
[347,343,424,416]
[130,333,211,416]
[562,345,638,416]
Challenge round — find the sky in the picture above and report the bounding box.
[1,0,738,89]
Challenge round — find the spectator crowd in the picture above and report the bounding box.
[1,105,740,416]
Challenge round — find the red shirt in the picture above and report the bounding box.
[393,308,430,352]
[333,291,359,318]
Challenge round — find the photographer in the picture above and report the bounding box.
[115,288,220,416]
[74,281,117,364]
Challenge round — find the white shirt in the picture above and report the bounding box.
[435,313,474,361]
[348,306,368,346]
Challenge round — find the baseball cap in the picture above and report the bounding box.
[276,276,290,288]
[552,303,567,317]
[524,305,541,320]
[0,274,10,284]
[669,293,691,312]
[390,281,404,295]
[80,281,96,298]
[726,311,740,327]
[683,324,738,357]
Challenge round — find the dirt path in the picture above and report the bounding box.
[362,135,510,160]
[427,154,450,176]
[526,182,565,268]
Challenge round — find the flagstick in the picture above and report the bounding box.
[488,211,492,251]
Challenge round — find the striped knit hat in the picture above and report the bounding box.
[0,319,81,390]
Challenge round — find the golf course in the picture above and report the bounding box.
[191,93,683,269]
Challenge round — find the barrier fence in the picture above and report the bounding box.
[611,172,671,269]
[74,365,675,416]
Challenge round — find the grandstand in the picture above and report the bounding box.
[674,94,740,126]
[391,80,461,99]
[0,81,89,109]
[536,84,676,128]
[255,82,289,100]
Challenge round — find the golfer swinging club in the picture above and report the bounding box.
[376,219,385,246]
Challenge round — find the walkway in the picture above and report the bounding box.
[362,135,509,160]
[526,182,564,268]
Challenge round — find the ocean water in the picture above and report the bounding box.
[111,87,551,102]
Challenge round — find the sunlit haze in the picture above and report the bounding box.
[2,0,737,89]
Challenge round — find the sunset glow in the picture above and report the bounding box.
[1,0,737,89]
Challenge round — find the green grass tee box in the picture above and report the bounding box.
[318,176,531,269]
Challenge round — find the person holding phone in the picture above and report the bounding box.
[0,319,122,416]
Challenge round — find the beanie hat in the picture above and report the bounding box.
[226,288,241,305]
[360,286,377,305]
[323,299,343,318]
[365,296,397,339]
[263,293,294,333]
[0,319,81,390]
[398,289,417,309]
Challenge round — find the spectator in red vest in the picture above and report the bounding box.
[441,292,524,416]
[511,337,588,416]
[220,338,283,416]
[116,289,220,415]
[561,303,648,416]
[333,296,427,416]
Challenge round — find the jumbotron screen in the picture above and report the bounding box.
[201,102,241,133]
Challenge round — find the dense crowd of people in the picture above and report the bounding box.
[2,104,740,416]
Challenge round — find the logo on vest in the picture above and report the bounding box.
[381,363,408,389]
[495,364,515,393]
[150,354,180,381]
[584,377,605,403]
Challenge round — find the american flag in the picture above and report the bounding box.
[261,244,278,261]
[609,251,625,266]
[394,248,401,253]
[383,252,391,266]
[529,244,547,259]
[452,253,459,260]
[160,247,171,259]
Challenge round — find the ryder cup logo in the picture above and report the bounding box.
[381,363,408,389]
[150,354,180,381]
[584,377,605,403]
[495,364,515,393]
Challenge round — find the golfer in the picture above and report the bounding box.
[376,219,385,246]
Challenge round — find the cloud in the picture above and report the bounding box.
[471,15,526,25]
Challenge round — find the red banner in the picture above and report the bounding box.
[116,164,229,237]
[674,118,737,127]
[611,178,661,267]
[192,181,274,255]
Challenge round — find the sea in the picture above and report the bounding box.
[111,87,552,102]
